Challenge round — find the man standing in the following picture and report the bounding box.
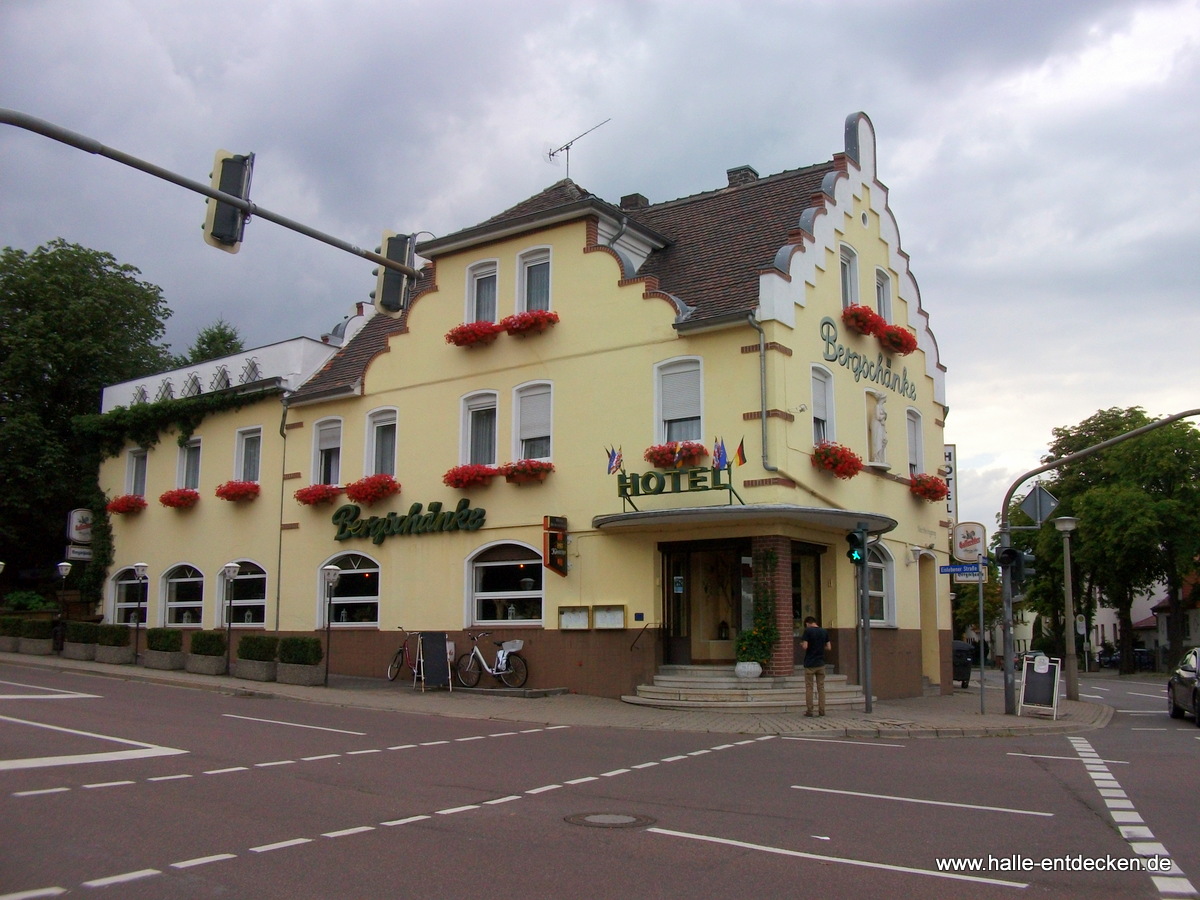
[801,615,831,717]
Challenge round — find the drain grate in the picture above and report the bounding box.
[564,812,656,829]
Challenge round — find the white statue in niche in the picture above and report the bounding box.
[870,395,888,464]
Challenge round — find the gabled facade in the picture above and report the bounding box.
[98,112,952,699]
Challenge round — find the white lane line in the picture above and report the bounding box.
[546,726,570,730]
[81,869,160,888]
[436,805,479,815]
[380,815,430,826]
[661,755,687,762]
[171,854,237,869]
[347,749,381,755]
[255,760,295,768]
[783,737,906,748]
[388,744,417,751]
[420,740,449,746]
[687,750,711,756]
[204,767,248,775]
[791,785,1052,817]
[14,787,70,797]
[488,732,518,738]
[222,714,366,735]
[250,838,312,853]
[1127,692,1166,700]
[649,828,1026,889]
[0,887,67,899]
[0,713,187,771]
[1008,753,1128,764]
[632,762,659,769]
[601,769,630,777]
[520,728,543,733]
[526,784,561,794]
[83,780,135,789]
[455,736,486,742]
[485,795,521,805]
[0,679,100,700]
[322,826,375,838]
[147,774,192,782]
[301,754,340,761]
[565,776,597,785]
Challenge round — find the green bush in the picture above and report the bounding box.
[0,617,23,637]
[96,624,131,647]
[189,630,227,657]
[4,591,56,612]
[237,634,279,662]
[146,627,183,653]
[278,636,323,666]
[20,619,54,640]
[65,621,100,643]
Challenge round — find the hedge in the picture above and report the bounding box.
[96,624,131,647]
[237,634,279,662]
[64,621,100,643]
[278,636,323,666]
[0,617,23,638]
[146,627,183,653]
[20,619,54,640]
[189,630,227,657]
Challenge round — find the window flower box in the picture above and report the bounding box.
[501,309,559,337]
[443,464,500,489]
[842,304,884,336]
[643,441,709,469]
[345,473,401,505]
[811,441,864,479]
[909,473,950,502]
[215,480,261,502]
[293,483,344,506]
[106,494,147,515]
[498,459,555,484]
[445,321,504,347]
[877,324,918,355]
[159,488,200,509]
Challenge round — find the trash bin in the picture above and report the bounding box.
[952,640,972,688]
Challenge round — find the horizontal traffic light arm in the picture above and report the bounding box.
[1,108,420,279]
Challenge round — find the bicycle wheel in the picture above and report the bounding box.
[456,653,481,687]
[386,647,407,682]
[499,653,528,688]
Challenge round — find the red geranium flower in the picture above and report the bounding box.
[500,309,559,336]
[159,488,200,509]
[443,464,500,489]
[107,494,147,515]
[344,473,401,505]
[445,321,504,347]
[909,473,949,501]
[215,481,261,502]
[811,442,864,479]
[294,484,344,506]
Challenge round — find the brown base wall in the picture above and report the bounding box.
[826,626,948,700]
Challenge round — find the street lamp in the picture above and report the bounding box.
[55,562,72,653]
[222,561,240,675]
[1053,517,1079,701]
[322,564,342,686]
[133,562,148,665]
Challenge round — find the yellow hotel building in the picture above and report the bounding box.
[99,112,951,703]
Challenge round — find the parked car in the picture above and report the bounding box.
[1166,648,1199,724]
[1099,648,1154,671]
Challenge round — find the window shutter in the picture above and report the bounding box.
[661,363,701,421]
[519,387,551,443]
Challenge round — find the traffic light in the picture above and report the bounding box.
[846,527,868,563]
[371,232,415,316]
[203,150,255,253]
[996,546,1036,588]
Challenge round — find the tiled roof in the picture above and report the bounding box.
[477,179,593,225]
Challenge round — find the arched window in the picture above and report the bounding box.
[470,544,542,625]
[858,545,895,626]
[113,567,147,625]
[222,561,267,626]
[324,553,379,625]
[165,565,204,626]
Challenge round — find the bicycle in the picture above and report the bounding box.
[386,627,417,681]
[455,631,528,688]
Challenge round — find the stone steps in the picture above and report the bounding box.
[621,664,869,713]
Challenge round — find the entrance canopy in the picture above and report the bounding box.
[592,503,897,536]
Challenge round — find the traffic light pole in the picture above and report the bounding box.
[1,108,420,279]
[997,406,1200,714]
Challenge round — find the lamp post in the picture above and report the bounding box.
[322,565,341,686]
[55,562,72,653]
[222,562,240,675]
[1053,517,1079,701]
[133,562,148,664]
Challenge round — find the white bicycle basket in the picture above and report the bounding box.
[501,639,523,652]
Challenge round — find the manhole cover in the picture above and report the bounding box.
[564,813,656,829]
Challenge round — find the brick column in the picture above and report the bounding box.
[752,535,794,678]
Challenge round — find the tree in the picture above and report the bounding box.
[173,318,244,367]
[0,240,172,585]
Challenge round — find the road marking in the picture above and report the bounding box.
[633,762,659,769]
[420,740,449,746]
[255,760,295,768]
[455,735,486,742]
[171,854,236,869]
[14,787,70,797]
[0,713,187,771]
[791,785,1053,817]
[565,776,597,784]
[601,768,630,777]
[488,732,518,738]
[648,828,1027,889]
[0,888,67,899]
[222,714,365,735]
[204,766,248,775]
[250,838,312,853]
[347,749,381,755]
[323,826,375,838]
[83,780,135,789]
[301,753,340,761]
[380,815,430,826]
[81,869,160,888]
[485,795,521,805]
[661,755,687,762]
[388,744,417,750]
[148,774,191,782]
[526,784,561,794]
[1127,692,1166,700]
[1008,753,1128,764]
[1131,727,1167,731]
[783,737,905,748]
[436,804,479,815]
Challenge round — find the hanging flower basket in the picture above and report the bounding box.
[842,304,884,336]
[443,464,500,489]
[345,473,401,505]
[811,442,864,479]
[215,480,261,502]
[643,441,709,468]
[909,473,950,502]
[445,321,504,347]
[500,309,559,337]
[106,494,147,515]
[498,459,555,484]
[293,484,344,506]
[159,488,200,509]
[877,324,918,355]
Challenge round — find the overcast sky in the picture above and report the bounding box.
[2,0,1198,532]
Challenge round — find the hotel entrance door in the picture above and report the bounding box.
[661,542,749,666]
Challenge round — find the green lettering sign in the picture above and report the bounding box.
[332,499,486,545]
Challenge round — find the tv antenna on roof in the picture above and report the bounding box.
[546,118,611,178]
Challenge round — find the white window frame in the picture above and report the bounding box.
[517,247,551,312]
[839,244,859,309]
[127,448,148,496]
[467,541,544,626]
[178,439,201,490]
[468,260,499,323]
[366,409,398,477]
[461,391,498,466]
[220,561,268,627]
[314,418,342,485]
[164,564,204,627]
[811,366,835,444]
[513,382,552,461]
[875,269,892,323]
[235,427,262,483]
[322,553,380,627]
[112,567,148,625]
[655,357,703,443]
[859,544,896,626]
[906,408,924,478]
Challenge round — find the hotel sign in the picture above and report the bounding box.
[617,466,732,499]
[332,499,486,545]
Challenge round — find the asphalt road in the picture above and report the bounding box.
[1,665,1195,899]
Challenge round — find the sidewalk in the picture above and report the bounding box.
[0,652,1112,738]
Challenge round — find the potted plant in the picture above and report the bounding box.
[18,619,54,655]
[344,473,401,505]
[143,627,185,670]
[842,304,884,336]
[877,324,918,355]
[498,459,555,484]
[94,623,133,664]
[159,488,200,509]
[185,630,228,674]
[443,464,499,489]
[215,480,261,502]
[0,617,21,652]
[445,320,504,347]
[294,483,344,506]
[277,636,325,686]
[500,309,559,336]
[811,441,864,479]
[106,494,148,515]
[734,549,780,678]
[235,634,279,682]
[62,621,100,660]
[643,441,709,469]
[909,473,950,502]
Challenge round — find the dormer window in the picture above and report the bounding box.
[519,249,550,312]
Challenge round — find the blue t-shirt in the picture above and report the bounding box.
[802,625,828,668]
